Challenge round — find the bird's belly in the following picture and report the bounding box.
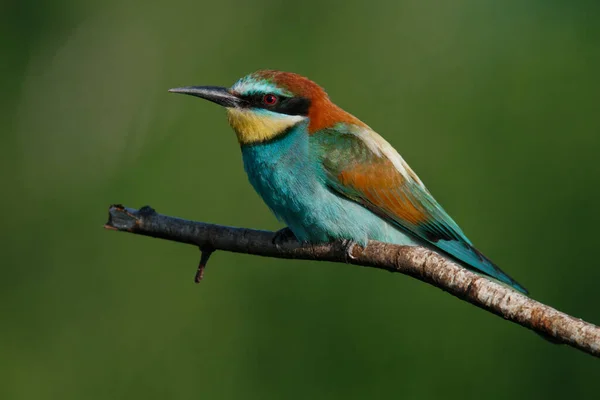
[245,159,419,246]
[286,186,421,246]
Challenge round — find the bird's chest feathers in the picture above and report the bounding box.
[240,124,402,244]
[241,126,320,220]
[227,108,306,145]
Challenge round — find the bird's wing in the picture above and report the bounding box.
[313,124,527,294]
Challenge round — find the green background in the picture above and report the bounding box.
[2,0,599,398]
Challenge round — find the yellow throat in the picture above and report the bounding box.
[226,108,306,145]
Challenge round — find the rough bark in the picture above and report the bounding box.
[105,204,600,358]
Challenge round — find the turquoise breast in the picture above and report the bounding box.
[241,123,421,246]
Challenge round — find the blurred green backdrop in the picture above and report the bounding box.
[2,0,600,398]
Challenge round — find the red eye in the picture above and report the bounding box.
[263,94,278,105]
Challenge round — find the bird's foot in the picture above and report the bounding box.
[272,227,297,247]
[341,239,360,263]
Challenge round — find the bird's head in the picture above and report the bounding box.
[169,70,363,145]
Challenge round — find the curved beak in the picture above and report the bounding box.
[168,86,240,108]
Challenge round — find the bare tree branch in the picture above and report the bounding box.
[105,204,600,358]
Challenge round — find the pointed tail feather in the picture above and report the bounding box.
[433,240,528,295]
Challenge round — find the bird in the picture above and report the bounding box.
[169,70,528,294]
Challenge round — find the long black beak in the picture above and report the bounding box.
[168,86,240,108]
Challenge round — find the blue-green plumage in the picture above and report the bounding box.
[169,69,527,295]
[242,121,527,295]
[242,122,421,246]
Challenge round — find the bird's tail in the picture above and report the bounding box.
[469,246,528,294]
[435,240,528,295]
[464,245,528,295]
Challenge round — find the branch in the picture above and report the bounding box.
[105,204,600,358]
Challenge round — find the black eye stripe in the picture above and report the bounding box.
[239,93,310,116]
[275,97,310,116]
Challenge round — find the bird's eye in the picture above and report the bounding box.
[262,94,278,106]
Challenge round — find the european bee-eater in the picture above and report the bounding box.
[169,70,527,294]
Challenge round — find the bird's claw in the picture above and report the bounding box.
[341,239,360,263]
[272,227,297,247]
